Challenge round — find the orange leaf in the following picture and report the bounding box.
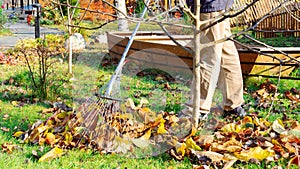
[45,133,56,145]
[285,91,299,102]
[288,155,300,168]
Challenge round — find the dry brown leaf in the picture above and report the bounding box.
[194,151,224,162]
[194,135,214,145]
[42,108,57,114]
[256,88,267,96]
[222,159,237,169]
[3,113,9,120]
[211,137,243,153]
[1,127,10,132]
[192,165,210,169]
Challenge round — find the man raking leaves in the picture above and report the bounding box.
[183,0,246,122]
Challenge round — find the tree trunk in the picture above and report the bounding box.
[67,0,72,74]
[192,0,201,128]
[117,0,129,31]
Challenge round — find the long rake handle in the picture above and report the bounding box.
[105,0,150,96]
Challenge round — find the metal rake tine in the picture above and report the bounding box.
[75,98,108,146]
[81,98,104,122]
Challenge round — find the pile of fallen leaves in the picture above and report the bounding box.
[251,81,299,111]
[4,81,300,167]
[170,114,300,168]
[11,98,193,161]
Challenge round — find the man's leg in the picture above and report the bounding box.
[217,18,245,113]
[199,11,225,113]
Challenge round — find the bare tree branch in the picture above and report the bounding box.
[157,22,195,55]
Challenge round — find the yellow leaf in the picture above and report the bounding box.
[211,143,242,153]
[157,121,167,134]
[112,135,132,154]
[115,113,133,120]
[11,101,19,107]
[64,132,73,145]
[13,131,24,138]
[38,147,64,162]
[141,129,152,140]
[234,147,274,161]
[220,123,242,133]
[186,138,201,151]
[56,112,68,119]
[189,126,197,137]
[176,143,187,156]
[141,107,156,116]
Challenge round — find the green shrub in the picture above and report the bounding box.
[7,35,67,100]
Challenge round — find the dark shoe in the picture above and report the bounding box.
[223,105,246,118]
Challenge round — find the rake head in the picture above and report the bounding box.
[72,95,193,157]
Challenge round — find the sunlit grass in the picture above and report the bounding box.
[0,28,12,36]
[0,45,299,168]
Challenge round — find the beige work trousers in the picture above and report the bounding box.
[198,11,244,113]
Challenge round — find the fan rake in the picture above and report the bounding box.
[72,1,193,157]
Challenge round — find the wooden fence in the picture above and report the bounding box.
[230,0,300,38]
[255,5,300,38]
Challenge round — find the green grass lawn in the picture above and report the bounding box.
[0,43,299,168]
[0,62,193,168]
